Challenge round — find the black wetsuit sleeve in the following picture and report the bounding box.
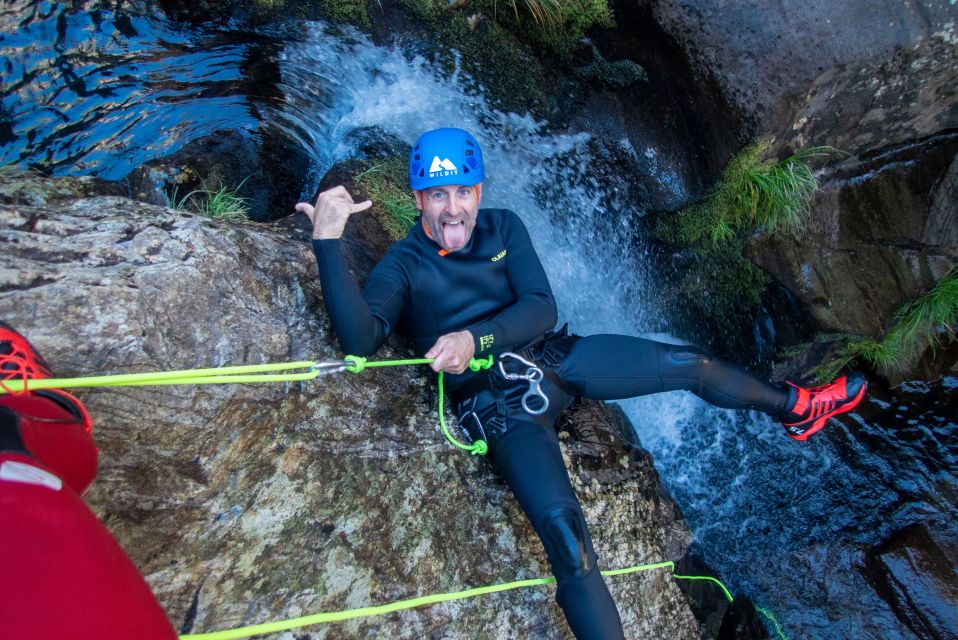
[465,213,557,354]
[312,239,406,356]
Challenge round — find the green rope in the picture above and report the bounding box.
[0,361,321,393]
[342,354,494,456]
[756,606,790,640]
[343,355,433,373]
[1,354,497,455]
[672,572,734,603]
[178,560,727,640]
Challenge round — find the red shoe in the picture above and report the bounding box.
[781,373,867,441]
[1,321,97,493]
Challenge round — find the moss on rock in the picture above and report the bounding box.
[354,156,419,241]
[472,0,614,59]
[318,0,371,25]
[654,241,772,362]
[433,11,549,115]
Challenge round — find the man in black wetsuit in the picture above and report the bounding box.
[297,128,867,639]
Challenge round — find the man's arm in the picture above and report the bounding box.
[299,187,403,356]
[464,211,557,354]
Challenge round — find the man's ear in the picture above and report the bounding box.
[474,183,482,205]
[413,190,424,211]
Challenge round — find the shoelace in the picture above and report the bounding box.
[790,378,846,420]
[0,340,52,395]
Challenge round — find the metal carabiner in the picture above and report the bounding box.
[497,352,538,380]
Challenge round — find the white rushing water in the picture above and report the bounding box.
[273,22,914,639]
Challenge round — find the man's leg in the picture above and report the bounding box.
[556,335,868,440]
[493,419,625,640]
[553,335,865,439]
[555,334,790,410]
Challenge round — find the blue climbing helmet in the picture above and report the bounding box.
[409,127,485,190]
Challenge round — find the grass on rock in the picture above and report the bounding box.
[355,158,419,240]
[811,268,958,380]
[173,180,251,222]
[659,139,844,245]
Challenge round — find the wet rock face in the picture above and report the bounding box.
[645,0,958,154]
[127,129,313,222]
[0,185,701,638]
[863,524,958,640]
[744,133,958,339]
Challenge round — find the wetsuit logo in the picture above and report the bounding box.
[491,249,507,262]
[479,334,494,351]
[429,156,458,178]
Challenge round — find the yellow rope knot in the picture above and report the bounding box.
[469,356,494,371]
[344,355,367,373]
[469,440,489,456]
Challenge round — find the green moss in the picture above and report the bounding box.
[574,45,646,89]
[355,157,419,240]
[658,139,843,246]
[434,12,548,114]
[396,0,444,22]
[658,241,771,359]
[319,0,371,25]
[811,268,958,380]
[474,0,614,59]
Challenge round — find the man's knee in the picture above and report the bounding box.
[662,343,712,368]
[540,505,594,579]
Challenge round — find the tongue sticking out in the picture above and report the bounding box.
[442,221,467,250]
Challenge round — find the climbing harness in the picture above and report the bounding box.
[496,351,550,415]
[1,354,789,640]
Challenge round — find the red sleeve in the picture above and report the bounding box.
[0,452,177,640]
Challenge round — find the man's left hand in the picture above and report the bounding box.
[425,331,475,374]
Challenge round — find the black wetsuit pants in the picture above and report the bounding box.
[464,334,791,640]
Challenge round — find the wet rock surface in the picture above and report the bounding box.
[745,132,958,343]
[0,182,702,639]
[645,0,958,154]
[128,128,314,222]
[863,524,958,640]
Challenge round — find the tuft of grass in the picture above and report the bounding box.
[172,179,250,222]
[810,268,958,380]
[659,139,844,246]
[480,0,614,58]
[355,158,419,240]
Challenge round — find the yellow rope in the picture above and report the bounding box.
[179,561,706,640]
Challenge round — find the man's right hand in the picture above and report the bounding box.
[296,185,372,240]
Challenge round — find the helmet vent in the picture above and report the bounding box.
[465,149,474,156]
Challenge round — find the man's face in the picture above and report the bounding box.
[415,183,482,253]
